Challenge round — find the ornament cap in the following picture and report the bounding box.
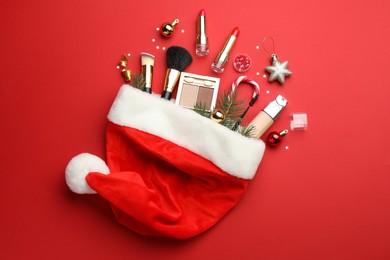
[280,129,288,136]
[171,19,179,27]
[271,54,278,63]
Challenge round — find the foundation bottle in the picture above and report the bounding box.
[249,95,288,139]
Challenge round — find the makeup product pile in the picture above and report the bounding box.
[117,8,306,143]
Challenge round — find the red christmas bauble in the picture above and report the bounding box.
[267,129,288,147]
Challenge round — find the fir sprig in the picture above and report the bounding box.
[237,124,257,138]
[131,72,145,91]
[193,90,256,138]
[194,102,211,118]
[218,90,245,124]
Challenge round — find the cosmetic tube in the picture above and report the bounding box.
[249,95,288,139]
[211,27,239,73]
[196,9,209,56]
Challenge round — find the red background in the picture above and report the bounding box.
[1,0,390,259]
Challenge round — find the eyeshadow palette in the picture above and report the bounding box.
[175,72,220,111]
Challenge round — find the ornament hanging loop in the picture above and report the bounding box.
[262,36,276,55]
[280,129,288,136]
[171,19,179,27]
[271,54,278,63]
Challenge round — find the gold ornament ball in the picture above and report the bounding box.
[210,109,225,123]
[159,19,179,38]
[160,23,174,37]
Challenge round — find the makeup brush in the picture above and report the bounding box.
[161,46,193,100]
[140,52,155,94]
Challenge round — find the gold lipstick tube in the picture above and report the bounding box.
[211,27,239,73]
[196,12,209,56]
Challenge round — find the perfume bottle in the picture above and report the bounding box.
[249,95,288,139]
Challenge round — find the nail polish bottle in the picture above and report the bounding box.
[249,95,288,139]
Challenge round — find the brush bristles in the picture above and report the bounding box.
[166,46,193,72]
[141,52,155,66]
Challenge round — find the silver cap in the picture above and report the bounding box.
[263,95,288,119]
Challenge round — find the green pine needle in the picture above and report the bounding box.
[218,90,245,123]
[194,102,211,118]
[131,72,145,91]
[238,124,257,138]
[217,90,246,130]
[193,90,255,138]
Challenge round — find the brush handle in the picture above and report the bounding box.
[161,90,172,100]
[162,68,180,101]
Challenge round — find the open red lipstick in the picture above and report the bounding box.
[211,27,239,73]
[196,9,209,56]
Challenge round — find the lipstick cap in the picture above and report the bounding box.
[263,95,288,119]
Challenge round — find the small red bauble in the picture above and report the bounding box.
[267,129,288,147]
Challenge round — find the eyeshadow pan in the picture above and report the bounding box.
[197,87,214,108]
[179,84,198,107]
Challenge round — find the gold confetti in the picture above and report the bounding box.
[119,55,131,82]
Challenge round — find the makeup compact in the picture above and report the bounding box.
[175,72,220,111]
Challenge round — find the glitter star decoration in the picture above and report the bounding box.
[265,54,292,84]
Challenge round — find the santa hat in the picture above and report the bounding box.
[65,85,265,239]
